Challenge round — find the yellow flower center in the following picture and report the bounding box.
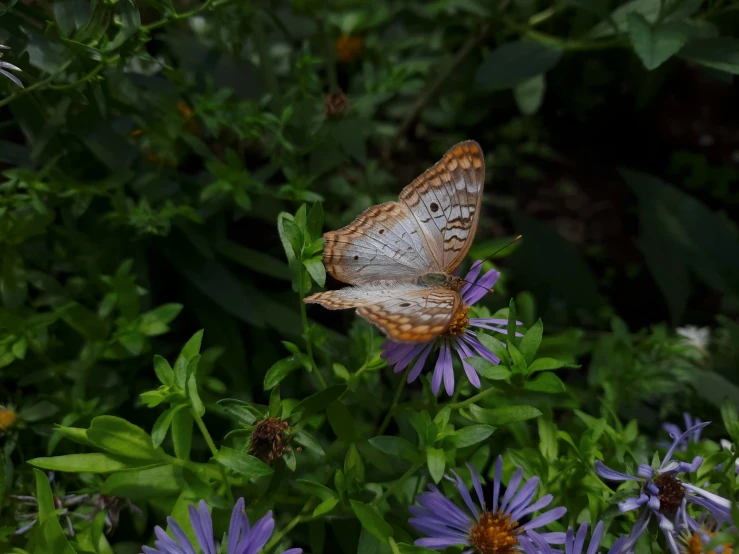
[443,304,471,337]
[469,511,519,554]
[0,408,17,432]
[682,531,733,554]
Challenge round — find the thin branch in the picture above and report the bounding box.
[384,24,488,160]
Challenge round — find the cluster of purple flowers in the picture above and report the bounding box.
[409,420,735,554]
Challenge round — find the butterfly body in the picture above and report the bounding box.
[306,141,485,344]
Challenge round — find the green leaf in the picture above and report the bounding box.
[306,202,324,242]
[467,405,542,425]
[153,355,174,386]
[453,424,496,448]
[721,399,739,445]
[397,545,438,554]
[475,40,561,91]
[291,384,347,421]
[679,37,739,75]
[214,446,273,480]
[304,258,326,287]
[87,416,166,461]
[102,464,182,500]
[426,447,445,483]
[465,357,511,380]
[279,215,304,260]
[294,478,337,500]
[524,372,566,393]
[313,497,339,517]
[186,355,205,417]
[152,404,188,448]
[34,469,77,554]
[627,14,691,70]
[513,75,546,115]
[139,303,183,336]
[507,298,518,347]
[28,453,144,473]
[527,357,579,373]
[171,409,193,460]
[538,418,558,459]
[519,319,543,364]
[588,0,661,38]
[507,342,527,373]
[327,400,356,440]
[350,500,393,542]
[293,428,326,456]
[369,436,420,462]
[264,355,303,390]
[174,330,204,388]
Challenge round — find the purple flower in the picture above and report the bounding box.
[0,44,23,88]
[595,422,732,554]
[676,512,736,554]
[409,456,566,552]
[382,262,521,396]
[142,498,301,554]
[519,521,627,554]
[661,413,703,451]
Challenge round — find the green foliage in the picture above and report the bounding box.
[2,0,739,552]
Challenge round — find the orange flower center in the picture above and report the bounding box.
[444,304,471,337]
[0,408,17,431]
[683,531,733,554]
[469,511,519,554]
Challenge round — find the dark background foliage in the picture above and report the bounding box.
[1,0,739,552]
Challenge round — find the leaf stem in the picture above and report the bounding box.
[142,0,237,32]
[192,408,234,503]
[377,366,410,434]
[265,498,316,552]
[444,385,497,411]
[298,267,327,389]
[0,60,72,108]
[372,460,424,506]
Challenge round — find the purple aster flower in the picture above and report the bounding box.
[382,261,522,396]
[142,498,301,554]
[0,44,23,88]
[409,456,566,553]
[12,472,91,536]
[676,512,736,554]
[661,413,703,451]
[595,422,733,554]
[519,521,628,554]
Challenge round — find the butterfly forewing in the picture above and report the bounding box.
[398,140,484,274]
[323,202,433,285]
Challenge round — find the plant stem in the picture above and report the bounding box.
[48,56,120,90]
[142,0,237,32]
[252,11,279,99]
[385,24,488,159]
[317,18,339,92]
[192,408,234,503]
[377,366,410,434]
[265,498,315,552]
[0,60,72,108]
[298,267,327,389]
[444,385,497,411]
[372,460,424,506]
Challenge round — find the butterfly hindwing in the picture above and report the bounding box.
[305,283,460,343]
[398,140,484,274]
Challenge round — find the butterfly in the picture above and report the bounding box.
[305,140,485,343]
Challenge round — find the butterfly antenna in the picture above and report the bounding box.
[458,235,523,294]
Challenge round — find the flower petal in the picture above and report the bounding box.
[525,507,566,530]
[493,456,503,511]
[408,342,434,383]
[467,463,486,512]
[432,341,449,395]
[663,421,710,467]
[617,494,648,513]
[228,498,246,554]
[586,521,605,554]
[594,460,638,482]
